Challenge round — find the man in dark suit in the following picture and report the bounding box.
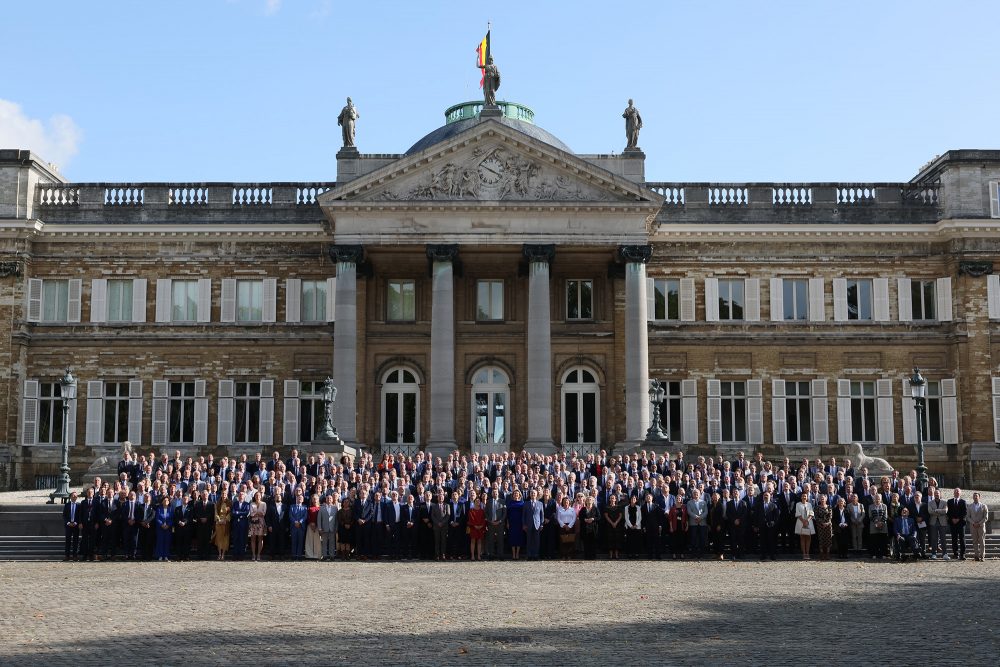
[357,489,377,559]
[266,491,289,559]
[77,488,98,561]
[400,493,418,559]
[756,490,780,561]
[384,490,404,558]
[524,489,545,560]
[947,487,968,560]
[906,490,929,558]
[775,482,797,554]
[173,493,194,560]
[641,492,663,559]
[192,490,215,559]
[119,491,143,560]
[62,491,81,561]
[95,490,117,561]
[447,490,467,559]
[708,492,728,560]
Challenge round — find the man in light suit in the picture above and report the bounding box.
[484,487,507,560]
[318,493,338,561]
[926,488,949,559]
[967,492,990,562]
[686,489,708,558]
[523,488,544,560]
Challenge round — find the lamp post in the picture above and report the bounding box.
[909,368,929,494]
[645,379,668,442]
[48,369,77,504]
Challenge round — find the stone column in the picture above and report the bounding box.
[523,245,556,454]
[329,245,363,446]
[620,245,652,445]
[425,245,459,458]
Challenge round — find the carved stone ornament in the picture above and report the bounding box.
[328,244,365,264]
[426,244,460,263]
[0,261,22,277]
[522,244,555,264]
[958,261,993,277]
[617,244,653,264]
[369,146,603,202]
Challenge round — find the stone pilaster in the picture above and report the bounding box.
[619,245,652,445]
[329,245,363,445]
[425,244,459,458]
[523,244,556,454]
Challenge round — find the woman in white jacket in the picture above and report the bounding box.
[794,492,815,560]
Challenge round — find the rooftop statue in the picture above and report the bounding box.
[338,97,359,149]
[623,98,642,151]
[483,56,501,107]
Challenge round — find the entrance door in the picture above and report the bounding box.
[471,367,508,455]
[562,367,599,446]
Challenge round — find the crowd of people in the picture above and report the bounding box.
[59,446,992,563]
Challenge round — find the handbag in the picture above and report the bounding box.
[559,527,575,544]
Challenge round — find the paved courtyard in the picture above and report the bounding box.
[0,560,997,666]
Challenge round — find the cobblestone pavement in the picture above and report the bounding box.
[0,560,997,666]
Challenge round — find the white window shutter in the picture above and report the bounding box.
[128,380,143,444]
[744,279,760,322]
[151,380,169,445]
[260,379,274,446]
[155,279,172,323]
[646,277,655,322]
[941,378,958,445]
[811,379,829,445]
[67,279,82,323]
[262,278,277,323]
[679,278,695,322]
[990,181,1000,218]
[994,377,1000,396]
[897,278,912,322]
[808,278,825,322]
[989,275,1000,320]
[132,278,147,323]
[681,379,698,444]
[705,278,719,322]
[771,379,787,445]
[901,379,917,445]
[283,380,300,446]
[194,379,208,446]
[197,278,212,323]
[837,379,852,445]
[935,277,952,322]
[22,380,39,445]
[85,380,104,446]
[876,378,894,445]
[26,278,42,322]
[769,278,783,322]
[707,379,722,445]
[832,278,848,322]
[217,380,235,447]
[220,279,236,323]
[747,379,763,445]
[873,278,890,322]
[326,277,337,322]
[90,279,107,323]
[285,278,301,323]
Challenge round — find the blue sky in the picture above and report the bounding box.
[3,1,997,183]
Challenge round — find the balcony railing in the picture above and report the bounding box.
[35,182,336,210]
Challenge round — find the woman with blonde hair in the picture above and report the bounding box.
[213,492,232,561]
[248,491,267,562]
[794,491,815,559]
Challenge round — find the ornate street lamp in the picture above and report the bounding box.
[48,369,77,504]
[645,379,668,442]
[909,368,929,494]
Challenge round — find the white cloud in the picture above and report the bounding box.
[0,99,82,168]
[264,0,281,14]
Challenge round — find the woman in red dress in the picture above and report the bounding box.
[467,494,487,560]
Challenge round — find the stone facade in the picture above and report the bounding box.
[2,113,1000,490]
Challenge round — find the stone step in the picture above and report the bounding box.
[0,536,64,560]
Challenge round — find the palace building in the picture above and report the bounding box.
[2,99,1000,490]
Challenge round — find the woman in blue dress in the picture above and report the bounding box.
[506,489,526,560]
[155,496,174,561]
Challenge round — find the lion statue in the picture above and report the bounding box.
[848,442,894,477]
[87,440,133,474]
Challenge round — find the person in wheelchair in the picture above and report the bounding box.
[893,507,918,561]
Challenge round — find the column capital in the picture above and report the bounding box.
[425,244,460,263]
[523,244,556,264]
[329,244,365,264]
[617,244,653,264]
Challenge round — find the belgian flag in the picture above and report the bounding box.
[476,30,490,88]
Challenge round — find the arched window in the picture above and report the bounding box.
[471,366,509,455]
[561,367,600,446]
[381,367,419,450]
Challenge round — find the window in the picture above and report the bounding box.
[562,367,599,445]
[237,280,263,322]
[657,380,682,442]
[472,367,509,452]
[102,382,130,444]
[234,382,261,444]
[387,280,416,321]
[382,368,419,447]
[850,381,877,442]
[782,279,808,321]
[922,380,943,443]
[37,382,64,445]
[652,279,680,320]
[171,280,198,322]
[42,280,69,322]
[721,381,747,444]
[105,280,133,322]
[476,280,504,321]
[169,381,196,444]
[301,280,328,322]
[717,279,744,321]
[784,381,812,443]
[566,280,593,320]
[910,280,937,321]
[846,279,873,320]
[298,381,326,443]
